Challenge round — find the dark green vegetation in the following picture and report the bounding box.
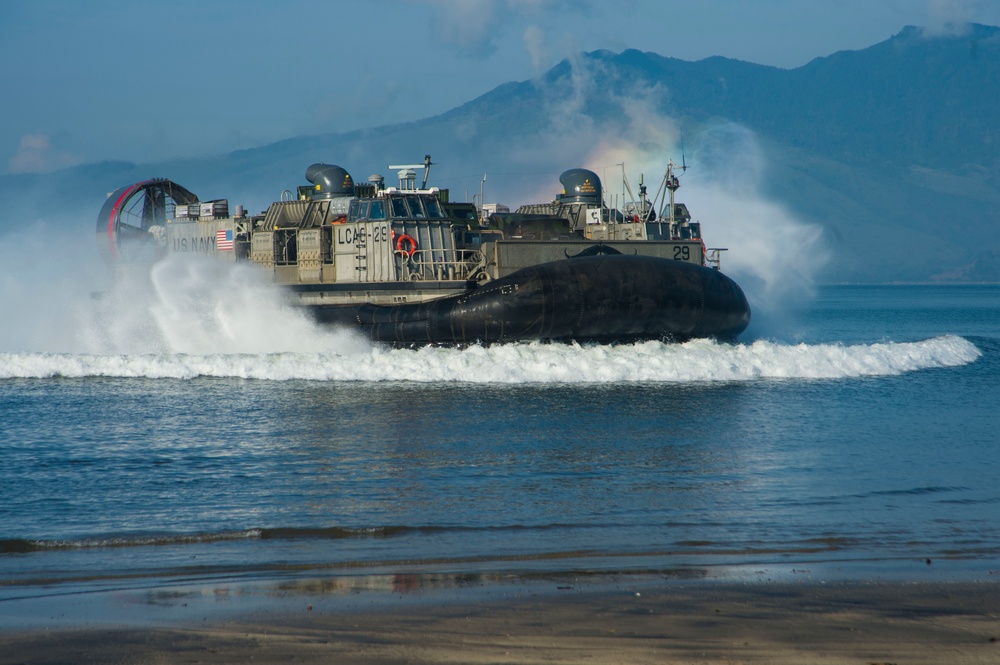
[5,25,998,282]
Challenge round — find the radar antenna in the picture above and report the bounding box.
[388,154,434,190]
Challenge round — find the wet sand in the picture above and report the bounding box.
[2,579,998,664]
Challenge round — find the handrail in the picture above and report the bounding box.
[706,247,728,271]
[398,248,485,281]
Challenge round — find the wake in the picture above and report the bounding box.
[0,252,982,383]
[0,335,981,382]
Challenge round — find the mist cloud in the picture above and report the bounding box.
[523,24,547,73]
[682,123,828,338]
[420,0,579,64]
[493,55,827,339]
[6,134,81,174]
[422,0,503,57]
[923,0,978,36]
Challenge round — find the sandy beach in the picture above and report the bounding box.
[2,579,998,664]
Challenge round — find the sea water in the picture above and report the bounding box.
[1,261,998,622]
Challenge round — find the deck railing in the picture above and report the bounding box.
[398,249,485,281]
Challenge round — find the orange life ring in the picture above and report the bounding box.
[396,233,417,257]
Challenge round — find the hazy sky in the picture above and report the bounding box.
[3,0,999,174]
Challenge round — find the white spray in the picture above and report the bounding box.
[0,221,369,356]
[0,220,977,383]
[493,54,829,341]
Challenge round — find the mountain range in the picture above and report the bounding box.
[4,24,999,283]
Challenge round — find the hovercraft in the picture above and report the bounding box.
[97,156,750,344]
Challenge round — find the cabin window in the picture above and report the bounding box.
[453,207,477,221]
[348,200,360,221]
[424,197,445,218]
[358,201,371,220]
[407,197,427,218]
[369,200,386,220]
[390,197,408,218]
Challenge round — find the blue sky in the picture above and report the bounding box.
[3,0,999,174]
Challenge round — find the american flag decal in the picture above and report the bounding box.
[216,229,234,250]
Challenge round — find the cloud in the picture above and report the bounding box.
[923,0,978,36]
[523,24,547,73]
[422,0,503,57]
[503,54,677,176]
[419,0,580,62]
[6,134,81,174]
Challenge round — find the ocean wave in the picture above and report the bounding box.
[0,530,263,553]
[0,524,604,553]
[0,335,981,383]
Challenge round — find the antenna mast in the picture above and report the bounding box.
[388,154,434,190]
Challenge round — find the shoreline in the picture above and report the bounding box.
[2,575,998,664]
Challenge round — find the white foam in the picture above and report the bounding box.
[0,335,981,383]
[143,256,372,355]
[0,231,982,384]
